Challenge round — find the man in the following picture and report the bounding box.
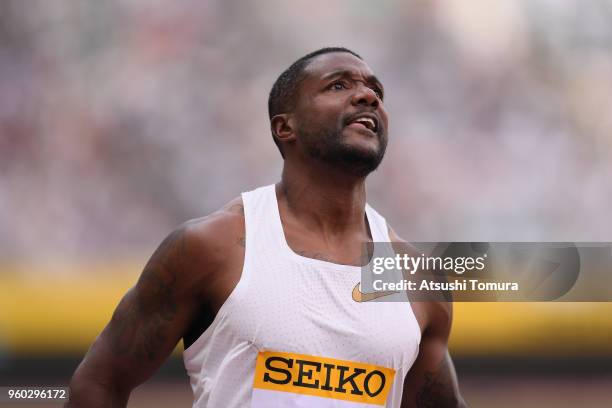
[67,47,466,407]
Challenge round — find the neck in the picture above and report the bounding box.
[277,159,369,237]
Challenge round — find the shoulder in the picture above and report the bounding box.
[387,224,452,337]
[143,196,245,296]
[180,196,245,256]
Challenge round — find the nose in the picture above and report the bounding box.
[351,83,379,109]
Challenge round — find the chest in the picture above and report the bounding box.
[226,260,421,372]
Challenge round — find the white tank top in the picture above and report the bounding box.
[183,184,421,407]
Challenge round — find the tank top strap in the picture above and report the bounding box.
[241,184,286,257]
[365,203,391,242]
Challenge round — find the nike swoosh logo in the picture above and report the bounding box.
[352,283,398,302]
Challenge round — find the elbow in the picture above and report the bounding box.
[66,370,130,408]
[441,393,468,408]
[456,395,468,408]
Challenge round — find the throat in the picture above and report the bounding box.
[277,185,374,267]
[276,176,368,232]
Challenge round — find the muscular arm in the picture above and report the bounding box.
[66,201,245,407]
[400,303,466,408]
[387,227,466,408]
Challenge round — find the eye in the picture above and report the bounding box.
[330,81,348,91]
[371,87,384,100]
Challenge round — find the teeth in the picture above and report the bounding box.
[354,117,376,130]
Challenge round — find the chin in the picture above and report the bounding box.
[302,128,387,175]
[332,144,385,177]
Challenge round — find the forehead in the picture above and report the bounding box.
[302,52,377,84]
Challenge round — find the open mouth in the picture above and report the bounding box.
[347,114,378,133]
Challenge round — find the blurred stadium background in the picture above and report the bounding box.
[1,0,612,406]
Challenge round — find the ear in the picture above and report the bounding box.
[271,114,296,146]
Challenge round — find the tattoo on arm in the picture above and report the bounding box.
[109,228,186,362]
[415,356,458,408]
[228,203,246,248]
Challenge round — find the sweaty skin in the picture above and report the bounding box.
[66,52,466,407]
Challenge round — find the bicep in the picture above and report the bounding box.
[401,301,466,408]
[401,343,464,408]
[387,225,466,406]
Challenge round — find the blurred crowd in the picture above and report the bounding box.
[1,0,612,263]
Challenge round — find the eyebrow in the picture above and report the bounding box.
[321,69,384,96]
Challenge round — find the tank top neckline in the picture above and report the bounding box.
[266,184,381,271]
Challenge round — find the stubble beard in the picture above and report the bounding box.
[300,123,387,178]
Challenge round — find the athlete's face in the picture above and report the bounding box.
[292,53,389,176]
